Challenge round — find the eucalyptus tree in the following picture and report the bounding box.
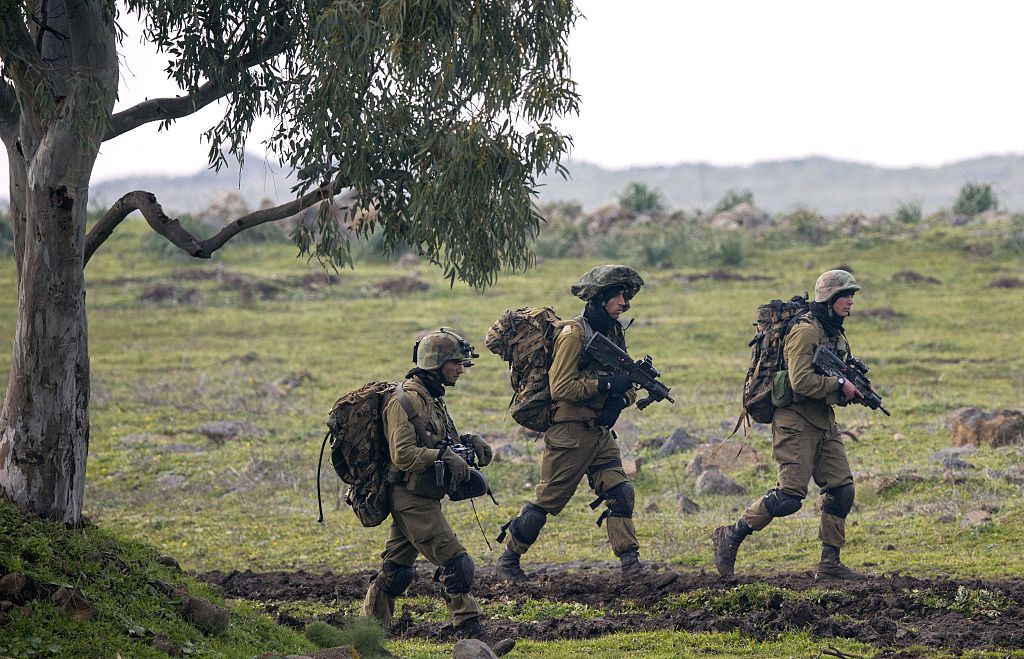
[0,0,579,523]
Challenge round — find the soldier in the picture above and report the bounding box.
[496,265,648,580]
[360,328,505,647]
[712,270,867,580]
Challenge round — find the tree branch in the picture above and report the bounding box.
[104,30,294,141]
[84,180,349,267]
[0,79,19,140]
[0,6,54,96]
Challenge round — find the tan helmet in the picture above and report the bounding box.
[814,270,861,303]
[570,264,644,301]
[413,328,479,370]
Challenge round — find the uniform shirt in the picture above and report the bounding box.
[383,375,459,477]
[548,320,636,424]
[784,317,850,430]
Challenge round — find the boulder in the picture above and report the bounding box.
[694,466,746,496]
[51,586,95,620]
[960,510,992,531]
[453,639,499,659]
[690,440,765,472]
[709,202,771,232]
[181,592,229,635]
[198,420,258,442]
[675,494,701,514]
[0,573,28,598]
[949,408,1024,447]
[657,428,699,456]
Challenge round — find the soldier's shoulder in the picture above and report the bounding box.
[554,318,585,339]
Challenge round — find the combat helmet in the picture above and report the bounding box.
[413,328,479,370]
[570,265,644,301]
[814,270,861,303]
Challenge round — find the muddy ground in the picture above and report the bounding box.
[200,565,1024,653]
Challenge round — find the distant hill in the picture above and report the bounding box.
[5,154,1024,216]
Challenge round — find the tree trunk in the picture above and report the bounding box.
[0,0,117,523]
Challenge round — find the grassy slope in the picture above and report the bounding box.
[0,218,1022,656]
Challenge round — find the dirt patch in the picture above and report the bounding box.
[988,277,1024,289]
[200,567,1024,652]
[139,284,198,304]
[375,276,430,294]
[891,271,941,285]
[678,269,771,283]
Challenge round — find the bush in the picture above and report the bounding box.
[775,207,830,245]
[714,233,744,266]
[999,215,1024,256]
[953,182,998,216]
[894,200,923,225]
[618,182,667,215]
[0,212,12,258]
[713,189,754,215]
[305,618,387,657]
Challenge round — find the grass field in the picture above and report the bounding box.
[1,216,1022,656]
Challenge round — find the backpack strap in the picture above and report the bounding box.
[396,382,430,442]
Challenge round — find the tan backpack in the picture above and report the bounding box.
[740,295,809,425]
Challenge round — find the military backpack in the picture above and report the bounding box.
[485,307,593,433]
[315,381,423,527]
[739,295,810,425]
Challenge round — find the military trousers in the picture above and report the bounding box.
[509,421,638,557]
[361,485,481,627]
[742,407,854,547]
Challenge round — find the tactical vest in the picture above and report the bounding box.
[550,317,624,424]
[785,316,851,430]
[391,377,460,500]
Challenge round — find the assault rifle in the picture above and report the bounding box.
[584,332,675,410]
[812,344,891,416]
[434,435,498,505]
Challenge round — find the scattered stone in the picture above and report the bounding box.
[198,420,258,442]
[709,202,772,233]
[938,513,956,524]
[690,440,765,472]
[694,466,746,496]
[51,586,95,620]
[960,510,992,531]
[943,470,967,485]
[453,638,499,659]
[892,433,905,441]
[988,277,1024,289]
[140,284,198,304]
[299,272,341,291]
[941,456,974,471]
[492,443,524,462]
[151,635,182,657]
[657,428,699,456]
[643,501,660,514]
[181,592,230,635]
[685,455,705,476]
[949,408,1024,447]
[156,555,182,570]
[155,473,189,490]
[929,446,977,462]
[675,494,701,514]
[990,465,1024,485]
[892,270,941,285]
[0,573,28,598]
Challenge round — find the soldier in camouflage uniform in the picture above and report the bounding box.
[712,270,868,581]
[360,329,502,643]
[496,265,648,580]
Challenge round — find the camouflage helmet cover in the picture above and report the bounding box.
[414,328,479,370]
[814,269,862,303]
[570,264,645,301]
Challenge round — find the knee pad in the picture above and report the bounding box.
[763,489,803,518]
[509,503,548,545]
[375,561,416,597]
[437,553,475,594]
[604,481,635,519]
[822,484,855,518]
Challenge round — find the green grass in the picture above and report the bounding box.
[1,216,1023,655]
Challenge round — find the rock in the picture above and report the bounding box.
[709,202,771,232]
[156,473,189,490]
[938,513,956,524]
[990,465,1024,485]
[156,555,182,570]
[942,470,967,485]
[685,455,705,476]
[453,638,499,659]
[949,408,1024,447]
[307,648,360,659]
[623,458,641,479]
[51,586,95,620]
[0,601,12,612]
[941,456,974,471]
[657,428,699,456]
[928,446,977,462]
[181,592,229,634]
[694,466,746,496]
[960,510,992,530]
[643,501,660,514]
[198,420,258,442]
[690,441,765,472]
[151,635,181,657]
[675,494,701,514]
[492,443,523,462]
[0,573,28,598]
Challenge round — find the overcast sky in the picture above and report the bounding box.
[3,0,1024,198]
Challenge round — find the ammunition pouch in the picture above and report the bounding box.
[770,370,793,408]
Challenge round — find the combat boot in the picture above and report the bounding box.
[454,616,516,656]
[619,549,648,578]
[815,544,868,581]
[711,519,750,577]
[495,547,528,582]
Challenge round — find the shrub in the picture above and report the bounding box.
[714,233,744,266]
[775,207,830,245]
[894,200,923,225]
[618,182,667,215]
[305,618,387,657]
[713,189,754,215]
[953,182,998,216]
[999,214,1024,256]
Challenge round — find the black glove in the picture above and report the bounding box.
[440,447,470,487]
[598,374,633,395]
[461,433,493,467]
[595,394,629,429]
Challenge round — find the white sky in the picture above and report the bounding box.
[3,0,1024,197]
